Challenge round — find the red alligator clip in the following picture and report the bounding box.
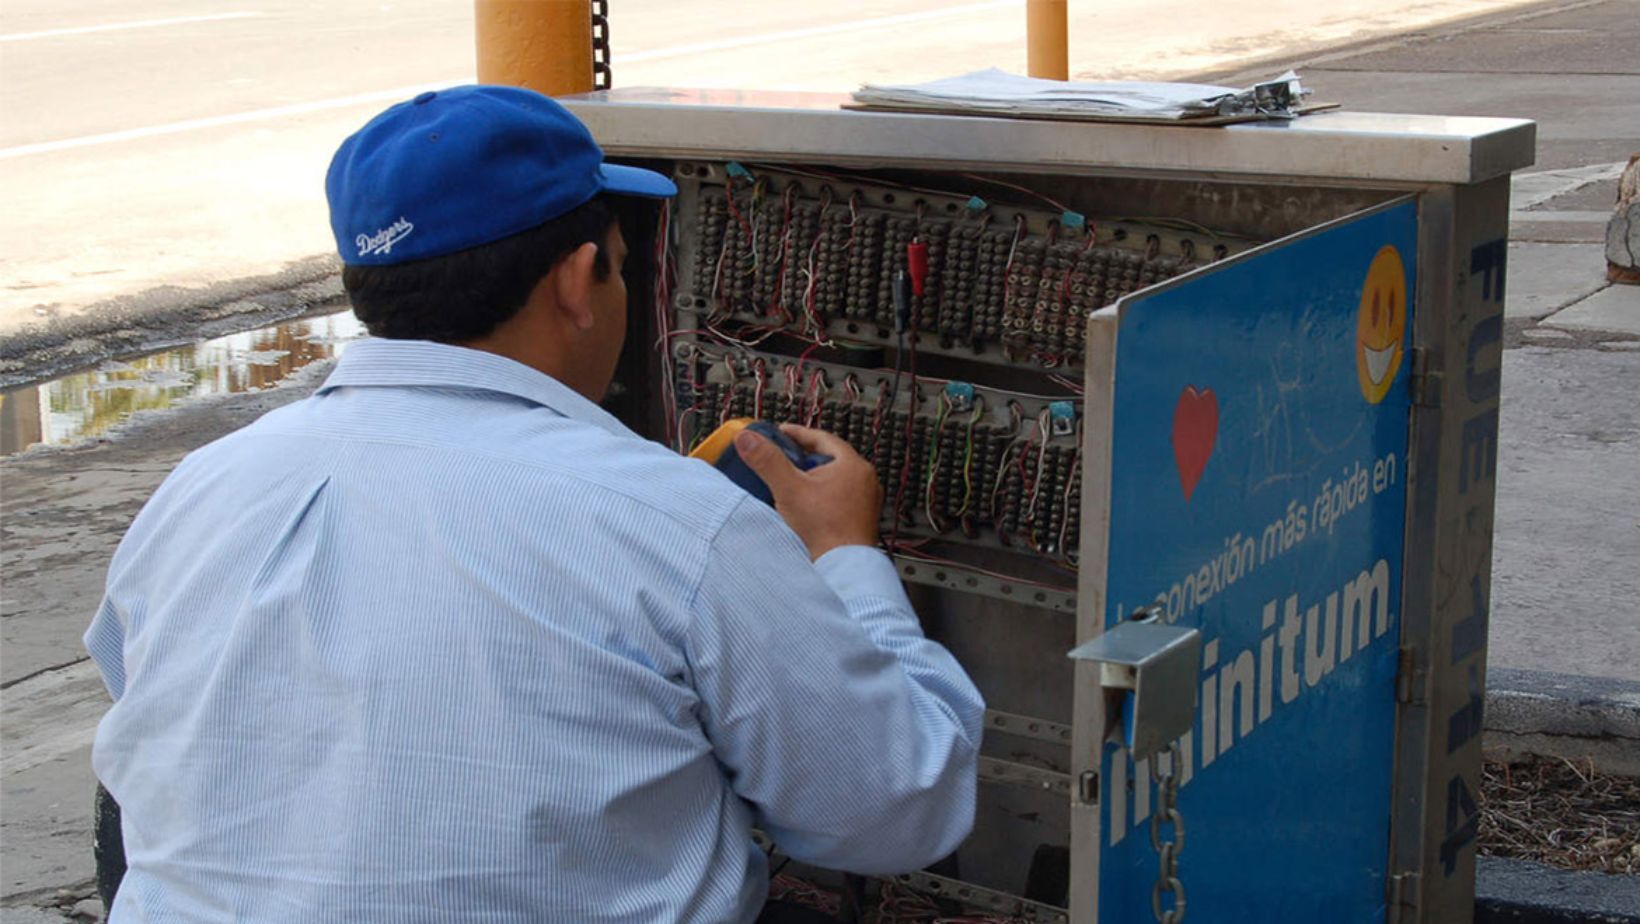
[907,239,929,297]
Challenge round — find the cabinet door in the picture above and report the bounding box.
[1074,197,1419,924]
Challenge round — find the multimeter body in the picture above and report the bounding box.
[688,419,832,506]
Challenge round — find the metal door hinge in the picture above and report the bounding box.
[1078,770,1099,804]
[1410,347,1441,408]
[1387,872,1421,924]
[1396,646,1426,706]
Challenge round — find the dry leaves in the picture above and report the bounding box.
[1479,753,1640,874]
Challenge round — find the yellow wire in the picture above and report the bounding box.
[955,400,984,518]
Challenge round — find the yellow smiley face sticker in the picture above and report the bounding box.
[1356,245,1407,404]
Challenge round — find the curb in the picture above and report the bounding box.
[0,259,345,391]
[1484,668,1640,776]
[1477,669,1639,923]
[1477,856,1640,923]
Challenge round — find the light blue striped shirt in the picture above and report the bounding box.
[85,338,983,923]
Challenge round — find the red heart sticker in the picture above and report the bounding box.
[1172,386,1218,501]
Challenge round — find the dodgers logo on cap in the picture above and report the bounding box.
[326,85,676,267]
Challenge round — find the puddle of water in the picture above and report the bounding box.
[0,312,365,456]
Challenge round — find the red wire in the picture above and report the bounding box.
[869,386,889,458]
[723,183,753,245]
[1015,427,1040,551]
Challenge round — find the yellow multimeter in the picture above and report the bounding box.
[689,419,832,505]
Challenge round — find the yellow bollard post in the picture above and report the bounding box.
[1025,0,1069,80]
[475,0,594,96]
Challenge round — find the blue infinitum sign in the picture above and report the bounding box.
[1099,200,1418,923]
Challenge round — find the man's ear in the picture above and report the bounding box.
[552,241,600,331]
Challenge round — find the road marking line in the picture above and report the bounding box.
[621,0,1023,64]
[0,80,467,161]
[0,2,1022,159]
[0,12,265,43]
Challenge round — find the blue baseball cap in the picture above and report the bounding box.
[326,85,676,266]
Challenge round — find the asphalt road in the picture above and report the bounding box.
[1,0,1542,335]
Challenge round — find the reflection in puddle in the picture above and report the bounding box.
[0,312,365,456]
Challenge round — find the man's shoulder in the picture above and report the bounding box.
[529,425,750,542]
[159,397,326,480]
[158,390,753,546]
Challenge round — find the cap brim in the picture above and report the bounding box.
[599,163,677,198]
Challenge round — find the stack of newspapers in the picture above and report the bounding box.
[850,68,1305,121]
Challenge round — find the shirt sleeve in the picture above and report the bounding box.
[685,496,984,875]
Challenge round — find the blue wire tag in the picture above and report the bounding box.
[945,381,975,410]
[966,196,988,211]
[725,161,751,181]
[1060,210,1086,230]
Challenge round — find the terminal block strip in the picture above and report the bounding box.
[890,871,1069,924]
[644,162,1249,922]
[670,161,1254,369]
[895,556,1077,615]
[674,344,1083,562]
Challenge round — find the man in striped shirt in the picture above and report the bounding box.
[85,85,984,922]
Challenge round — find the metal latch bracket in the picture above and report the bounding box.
[1068,618,1202,761]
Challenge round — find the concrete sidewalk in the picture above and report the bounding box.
[1204,1,1640,917]
[1209,0,1640,685]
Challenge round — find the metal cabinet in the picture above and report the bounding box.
[567,88,1533,924]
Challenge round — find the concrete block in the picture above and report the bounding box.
[1548,285,1640,335]
[1506,243,1609,319]
[1476,856,1640,923]
[1488,669,1640,738]
[1486,668,1640,777]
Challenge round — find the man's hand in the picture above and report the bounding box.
[734,424,883,560]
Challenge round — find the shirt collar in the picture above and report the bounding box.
[316,339,634,440]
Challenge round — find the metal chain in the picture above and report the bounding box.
[590,0,612,90]
[1149,742,1186,923]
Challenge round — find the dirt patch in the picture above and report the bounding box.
[1480,752,1640,875]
